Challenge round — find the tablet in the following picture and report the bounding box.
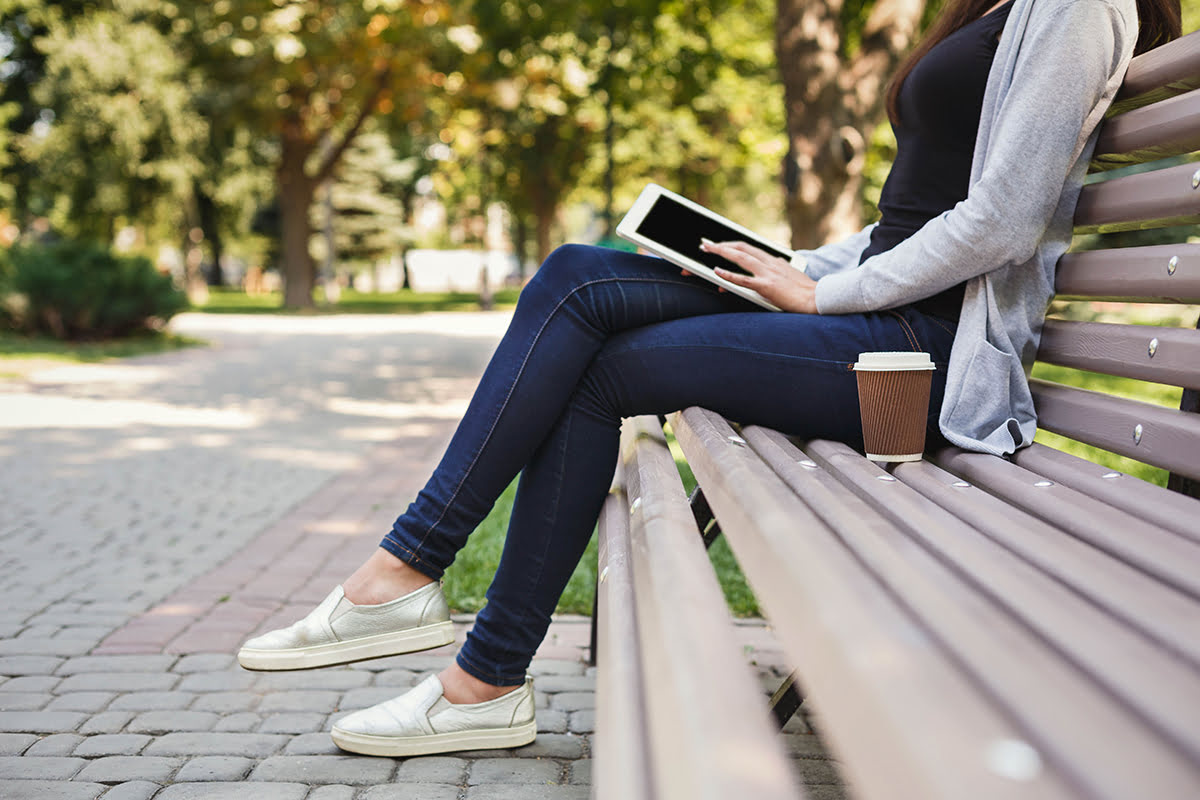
[616,183,800,311]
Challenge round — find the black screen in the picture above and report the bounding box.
[636,195,791,277]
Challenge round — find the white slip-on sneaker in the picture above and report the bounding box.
[331,674,538,757]
[237,582,455,671]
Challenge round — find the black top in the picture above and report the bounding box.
[858,0,1014,321]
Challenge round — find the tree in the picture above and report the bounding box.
[775,0,927,248]
[18,1,205,246]
[314,127,411,281]
[179,0,458,307]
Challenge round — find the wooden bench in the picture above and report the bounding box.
[591,30,1200,800]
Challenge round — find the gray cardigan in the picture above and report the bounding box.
[803,0,1138,455]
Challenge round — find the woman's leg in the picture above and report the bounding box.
[374,244,750,584]
[452,306,956,686]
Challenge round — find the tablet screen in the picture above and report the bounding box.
[636,195,792,276]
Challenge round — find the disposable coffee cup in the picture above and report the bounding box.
[853,352,936,463]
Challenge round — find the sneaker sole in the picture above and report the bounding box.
[330,718,538,757]
[236,620,455,671]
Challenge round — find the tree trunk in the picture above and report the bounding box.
[278,125,317,309]
[775,0,925,249]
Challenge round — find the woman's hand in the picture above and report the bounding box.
[696,240,818,314]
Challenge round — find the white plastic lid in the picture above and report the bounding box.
[853,351,935,371]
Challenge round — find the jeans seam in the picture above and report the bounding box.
[887,310,921,351]
[408,274,702,558]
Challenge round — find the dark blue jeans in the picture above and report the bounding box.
[381,244,955,685]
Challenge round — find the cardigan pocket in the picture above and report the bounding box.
[944,338,1025,450]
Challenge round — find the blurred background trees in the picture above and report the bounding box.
[1,0,1197,318]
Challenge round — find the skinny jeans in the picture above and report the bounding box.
[381,244,956,685]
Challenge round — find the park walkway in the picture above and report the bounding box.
[0,312,846,799]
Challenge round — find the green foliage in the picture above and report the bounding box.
[4,240,187,339]
[441,477,599,616]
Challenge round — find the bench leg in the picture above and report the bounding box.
[690,486,723,549]
[769,671,806,729]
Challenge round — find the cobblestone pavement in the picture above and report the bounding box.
[0,312,848,799]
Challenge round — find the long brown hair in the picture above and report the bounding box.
[885,0,1183,126]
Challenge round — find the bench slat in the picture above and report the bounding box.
[1036,320,1200,389]
[1053,243,1200,302]
[893,456,1200,670]
[806,438,1200,771]
[1030,378,1200,481]
[1094,86,1200,165]
[931,446,1200,601]
[1073,160,1200,233]
[620,416,802,800]
[797,437,1200,797]
[593,463,653,800]
[673,408,1080,800]
[1010,442,1200,542]
[1108,30,1200,115]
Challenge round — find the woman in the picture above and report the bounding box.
[237,0,1180,757]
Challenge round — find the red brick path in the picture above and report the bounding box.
[97,422,456,656]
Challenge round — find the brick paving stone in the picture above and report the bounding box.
[338,686,406,710]
[47,692,116,712]
[110,692,197,712]
[535,709,568,734]
[527,659,585,677]
[127,710,219,734]
[0,710,87,732]
[0,755,86,778]
[282,732,341,755]
[73,734,152,757]
[212,712,261,732]
[76,756,184,783]
[142,732,288,758]
[56,656,178,675]
[78,711,136,735]
[534,676,596,693]
[0,732,36,754]
[257,712,327,734]
[25,733,86,755]
[0,780,106,800]
[360,786,460,800]
[793,757,845,786]
[99,781,163,800]
[464,786,588,800]
[569,759,591,785]
[467,757,562,785]
[549,692,595,712]
[55,673,180,693]
[0,637,94,656]
[172,654,235,673]
[0,692,50,710]
[257,690,341,713]
[155,783,309,800]
[567,710,594,734]
[189,691,259,713]
[174,756,255,782]
[515,733,585,759]
[393,756,467,784]
[249,754,396,784]
[307,787,356,800]
[371,669,419,688]
[1,675,62,692]
[783,733,838,759]
[176,673,257,693]
[253,670,372,691]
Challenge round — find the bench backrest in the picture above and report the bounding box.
[1032,29,1200,496]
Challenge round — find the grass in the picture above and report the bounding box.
[194,286,521,315]
[440,478,599,616]
[0,329,203,377]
